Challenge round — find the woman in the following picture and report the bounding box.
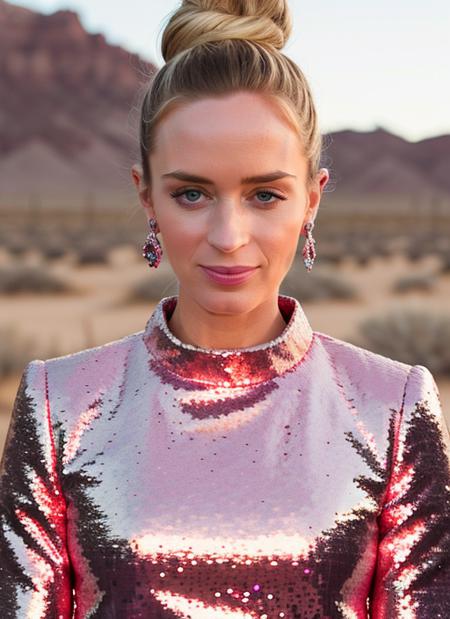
[1,1,449,617]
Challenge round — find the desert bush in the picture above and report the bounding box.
[406,247,427,262]
[405,236,430,262]
[0,263,70,294]
[76,239,110,265]
[61,229,85,248]
[392,272,437,293]
[339,236,377,265]
[0,328,62,378]
[5,237,28,257]
[40,240,68,261]
[280,267,358,301]
[372,241,395,258]
[352,307,450,375]
[352,246,373,266]
[127,263,179,302]
[437,251,450,274]
[0,328,36,377]
[317,245,345,266]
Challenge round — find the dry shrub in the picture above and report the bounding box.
[0,328,62,378]
[318,244,345,266]
[280,265,358,301]
[40,240,68,261]
[4,236,28,258]
[76,239,110,266]
[352,308,450,375]
[392,273,437,293]
[0,263,70,294]
[127,263,179,302]
[0,328,36,377]
[437,251,450,274]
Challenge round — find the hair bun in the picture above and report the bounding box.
[161,0,293,62]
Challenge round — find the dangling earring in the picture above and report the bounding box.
[142,218,163,268]
[302,221,316,271]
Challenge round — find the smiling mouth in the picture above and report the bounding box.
[199,266,259,286]
[200,266,258,274]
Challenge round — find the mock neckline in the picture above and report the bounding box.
[143,295,314,388]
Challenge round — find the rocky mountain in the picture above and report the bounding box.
[323,129,450,198]
[0,0,156,208]
[0,0,448,210]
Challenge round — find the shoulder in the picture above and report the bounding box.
[313,329,413,375]
[311,330,414,406]
[22,329,145,416]
[44,328,143,374]
[5,330,148,459]
[311,331,448,438]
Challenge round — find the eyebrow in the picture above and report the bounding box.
[161,170,297,184]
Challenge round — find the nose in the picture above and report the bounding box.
[206,200,250,253]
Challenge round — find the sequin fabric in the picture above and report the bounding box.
[0,294,449,618]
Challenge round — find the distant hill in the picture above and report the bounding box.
[0,0,448,210]
[0,0,156,208]
[323,129,450,198]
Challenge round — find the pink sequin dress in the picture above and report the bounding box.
[1,294,449,618]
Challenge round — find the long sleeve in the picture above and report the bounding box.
[0,360,72,618]
[371,364,450,618]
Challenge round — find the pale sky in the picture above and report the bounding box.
[8,0,450,142]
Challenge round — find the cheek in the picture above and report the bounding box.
[260,218,301,254]
[265,223,302,275]
[157,208,202,264]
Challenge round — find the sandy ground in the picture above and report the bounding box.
[1,246,449,453]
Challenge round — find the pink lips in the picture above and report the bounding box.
[200,265,259,285]
[203,266,257,274]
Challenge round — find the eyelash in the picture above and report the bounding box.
[169,187,286,207]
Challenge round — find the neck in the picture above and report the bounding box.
[167,290,288,350]
[144,294,313,389]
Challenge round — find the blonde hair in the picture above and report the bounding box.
[139,0,324,188]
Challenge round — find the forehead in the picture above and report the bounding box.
[151,91,305,172]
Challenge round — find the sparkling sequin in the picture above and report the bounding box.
[0,295,449,617]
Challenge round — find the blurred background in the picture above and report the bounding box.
[1,0,449,451]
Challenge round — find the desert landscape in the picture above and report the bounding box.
[1,0,449,450]
[1,226,449,452]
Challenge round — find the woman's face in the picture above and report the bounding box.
[132,90,328,316]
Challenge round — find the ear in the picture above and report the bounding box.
[131,163,157,222]
[303,167,330,231]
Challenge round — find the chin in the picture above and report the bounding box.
[191,286,268,316]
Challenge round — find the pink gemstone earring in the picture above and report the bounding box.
[142,218,163,268]
[302,221,316,271]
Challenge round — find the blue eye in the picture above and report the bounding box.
[170,188,205,206]
[256,191,277,203]
[169,187,286,208]
[184,189,202,202]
